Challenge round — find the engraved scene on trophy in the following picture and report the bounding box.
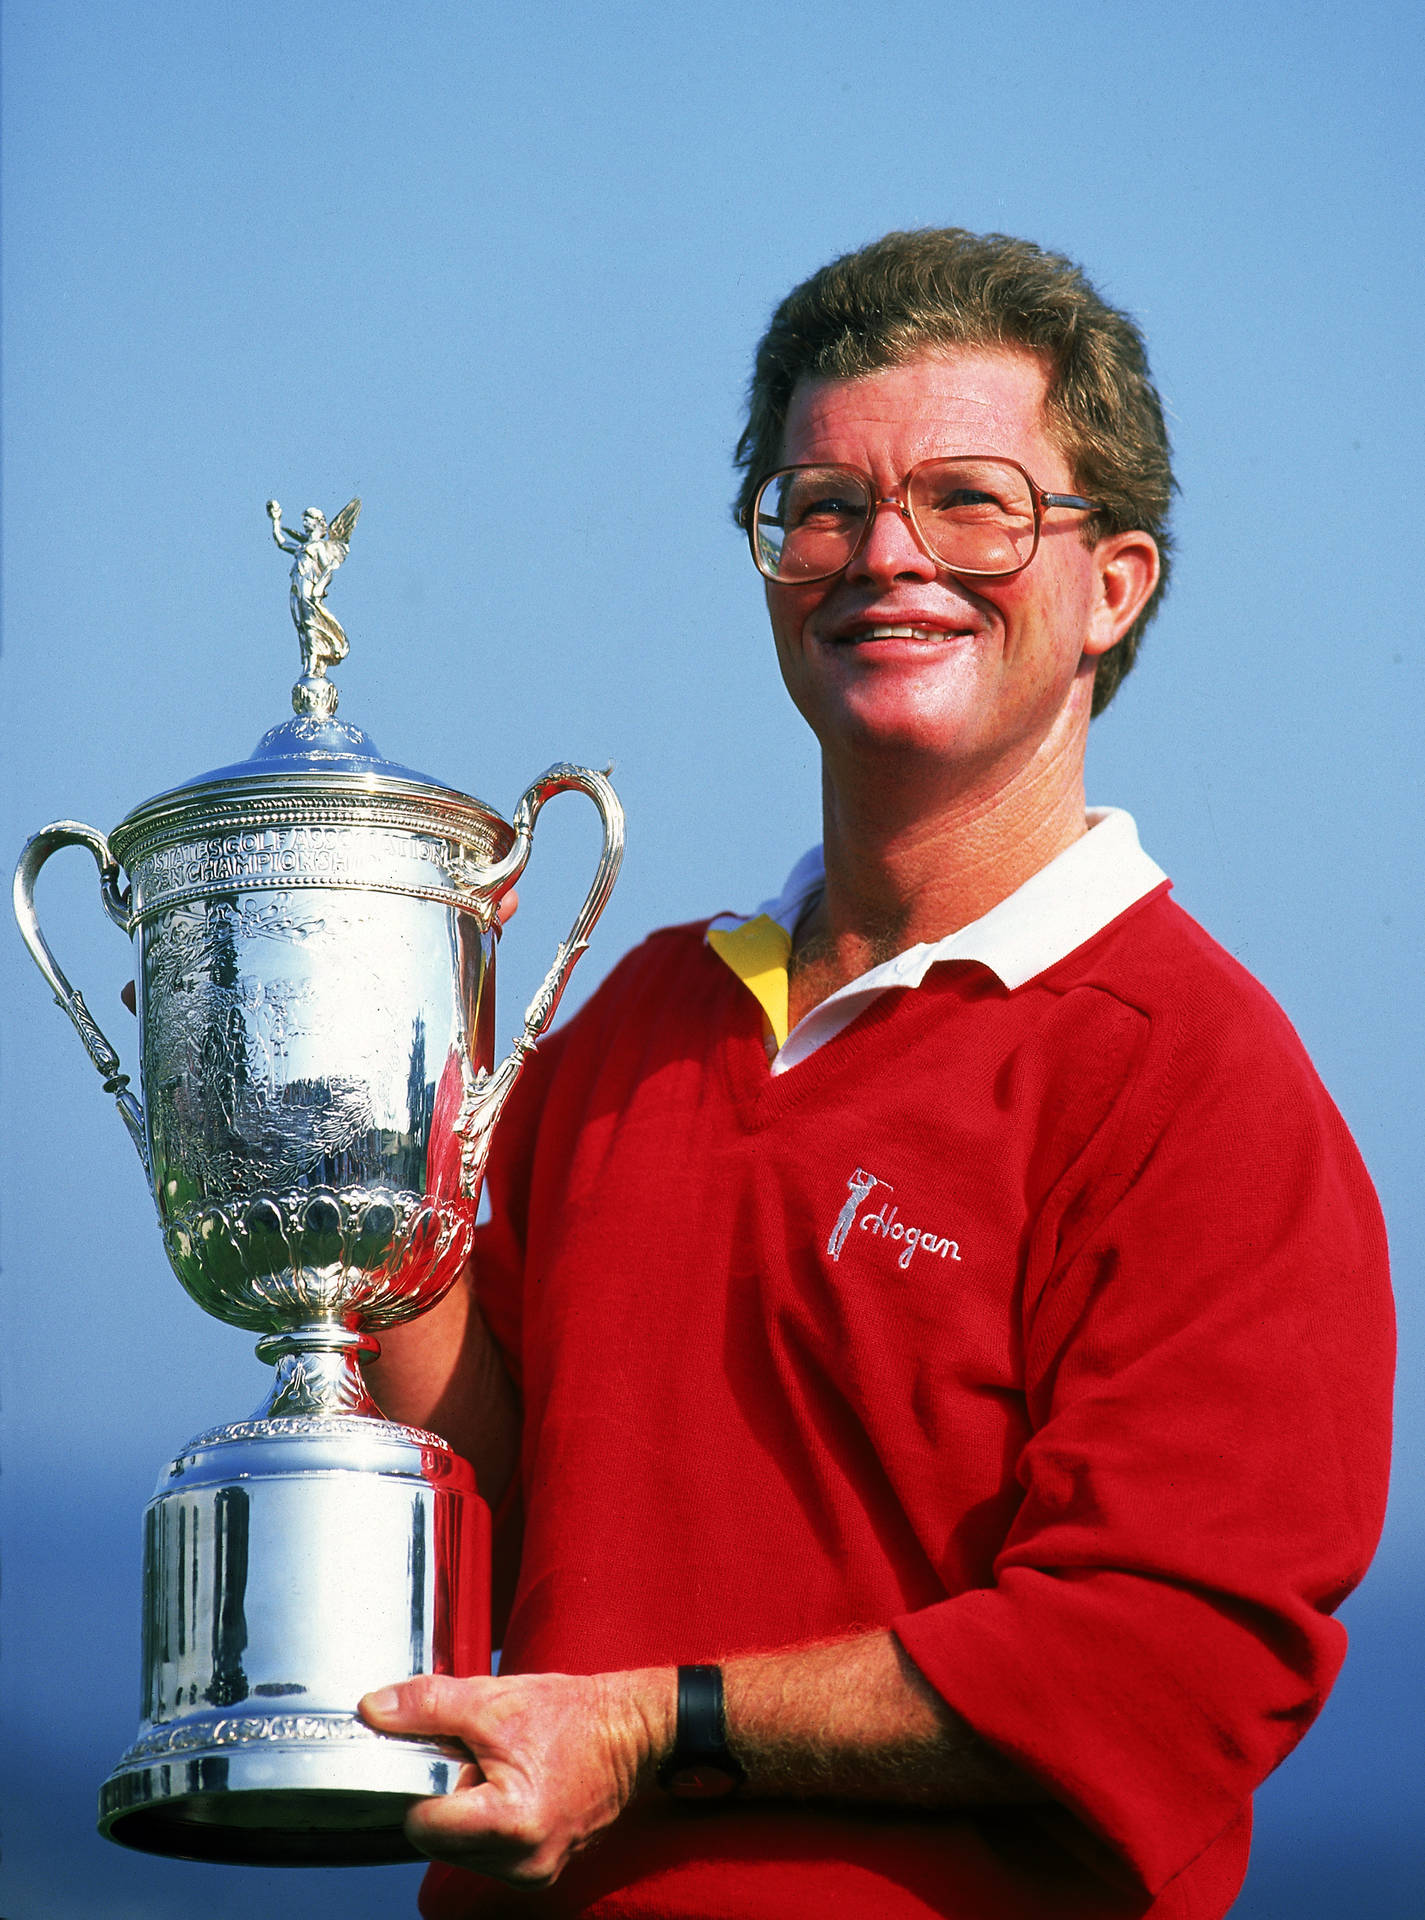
[138,869,496,1333]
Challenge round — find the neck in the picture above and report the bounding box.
[789,715,1092,1023]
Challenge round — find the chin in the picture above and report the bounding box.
[813,711,991,766]
[807,681,985,748]
[793,646,993,731]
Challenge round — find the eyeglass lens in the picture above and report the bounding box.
[754,459,1038,582]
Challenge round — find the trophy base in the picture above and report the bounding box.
[99,1717,464,1865]
[99,1412,490,1865]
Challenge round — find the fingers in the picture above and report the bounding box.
[360,1673,572,1883]
[121,980,136,1015]
[360,1673,480,1741]
[405,1780,568,1887]
[496,887,518,927]
[358,1669,660,1887]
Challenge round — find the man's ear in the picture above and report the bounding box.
[1082,530,1161,659]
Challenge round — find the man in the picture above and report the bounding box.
[362,230,1393,1918]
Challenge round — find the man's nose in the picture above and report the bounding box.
[846,497,939,585]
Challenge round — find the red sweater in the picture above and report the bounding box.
[422,887,1392,1920]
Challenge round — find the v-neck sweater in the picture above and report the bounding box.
[423,886,1392,1920]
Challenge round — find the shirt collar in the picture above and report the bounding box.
[707,808,1168,994]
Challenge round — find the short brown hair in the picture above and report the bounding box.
[734,228,1175,714]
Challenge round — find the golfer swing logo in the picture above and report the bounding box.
[828,1168,886,1257]
[828,1168,963,1270]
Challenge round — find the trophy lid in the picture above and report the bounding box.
[110,666,510,856]
[167,709,464,796]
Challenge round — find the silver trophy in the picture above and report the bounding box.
[13,499,623,1864]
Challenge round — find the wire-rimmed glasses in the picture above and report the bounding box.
[745,457,1101,585]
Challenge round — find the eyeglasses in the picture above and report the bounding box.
[745,457,1101,585]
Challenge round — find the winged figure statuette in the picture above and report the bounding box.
[266,496,362,717]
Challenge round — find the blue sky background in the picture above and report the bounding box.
[2,4,1420,1914]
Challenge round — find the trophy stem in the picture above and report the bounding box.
[254,1325,383,1420]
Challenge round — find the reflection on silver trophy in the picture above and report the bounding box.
[13,499,623,1864]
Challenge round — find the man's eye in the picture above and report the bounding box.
[932,488,1002,513]
[790,493,862,525]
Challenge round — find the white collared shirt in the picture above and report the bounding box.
[707,808,1168,1075]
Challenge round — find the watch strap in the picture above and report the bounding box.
[657,1664,745,1797]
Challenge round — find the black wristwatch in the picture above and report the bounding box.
[657,1664,746,1799]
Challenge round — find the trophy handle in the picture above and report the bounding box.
[453,764,624,1198]
[13,821,150,1174]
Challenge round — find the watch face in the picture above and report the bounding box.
[663,1763,741,1800]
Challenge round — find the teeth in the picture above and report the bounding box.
[858,625,947,641]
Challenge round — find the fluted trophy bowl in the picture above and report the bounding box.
[13,497,623,1864]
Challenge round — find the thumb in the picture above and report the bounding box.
[360,1673,481,1739]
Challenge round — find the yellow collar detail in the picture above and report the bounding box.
[707,914,792,1047]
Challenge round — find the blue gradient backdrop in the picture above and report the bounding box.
[2,4,1420,1914]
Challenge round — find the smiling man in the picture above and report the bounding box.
[364,230,1393,1920]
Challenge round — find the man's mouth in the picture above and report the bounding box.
[828,622,974,645]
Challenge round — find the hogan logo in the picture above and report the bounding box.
[827,1168,963,1270]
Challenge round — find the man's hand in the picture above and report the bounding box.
[360,1667,675,1886]
[360,1634,1043,1889]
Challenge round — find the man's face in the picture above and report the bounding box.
[764,349,1155,784]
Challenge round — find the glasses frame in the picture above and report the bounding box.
[744,456,1102,585]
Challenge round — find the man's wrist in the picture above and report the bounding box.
[595,1665,678,1789]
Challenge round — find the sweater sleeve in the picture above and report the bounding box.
[893,987,1394,1897]
[469,1020,571,1390]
